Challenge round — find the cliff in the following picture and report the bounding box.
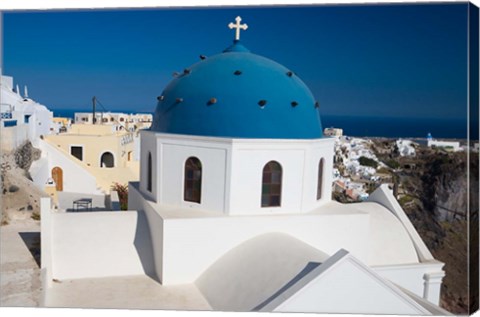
[370,139,478,314]
[1,141,46,225]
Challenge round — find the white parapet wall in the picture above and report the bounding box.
[46,210,155,280]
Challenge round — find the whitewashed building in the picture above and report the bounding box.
[41,18,449,314]
[324,127,343,137]
[129,29,447,310]
[0,74,53,150]
[428,140,462,152]
[396,139,417,156]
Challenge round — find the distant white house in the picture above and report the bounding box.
[396,139,416,157]
[0,74,53,150]
[428,140,461,152]
[425,133,461,152]
[74,112,152,132]
[324,127,343,137]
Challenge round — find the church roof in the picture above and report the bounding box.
[151,39,324,139]
[195,232,329,311]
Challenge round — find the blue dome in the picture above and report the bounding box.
[151,41,323,139]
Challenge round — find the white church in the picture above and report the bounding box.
[40,17,449,315]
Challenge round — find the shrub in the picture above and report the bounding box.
[111,182,128,210]
[384,159,400,169]
[358,156,378,168]
[398,195,414,206]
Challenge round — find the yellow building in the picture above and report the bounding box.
[44,122,140,192]
[51,117,71,134]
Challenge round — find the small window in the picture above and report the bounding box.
[71,146,83,161]
[147,152,152,192]
[317,158,324,200]
[184,157,202,203]
[100,152,114,168]
[261,161,282,207]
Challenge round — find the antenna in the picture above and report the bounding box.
[92,96,96,125]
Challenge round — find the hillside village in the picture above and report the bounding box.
[327,127,476,207]
[327,128,478,314]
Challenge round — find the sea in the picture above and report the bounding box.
[52,108,478,140]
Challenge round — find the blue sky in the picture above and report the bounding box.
[2,3,470,119]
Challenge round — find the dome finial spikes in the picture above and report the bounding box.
[228,16,248,41]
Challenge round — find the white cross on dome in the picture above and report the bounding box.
[228,16,248,41]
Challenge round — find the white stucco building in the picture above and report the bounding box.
[324,127,343,137]
[41,18,449,314]
[397,139,417,156]
[0,74,53,150]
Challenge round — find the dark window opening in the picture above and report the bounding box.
[317,158,324,200]
[147,152,152,192]
[71,146,83,161]
[184,157,202,203]
[261,161,282,207]
[100,152,114,168]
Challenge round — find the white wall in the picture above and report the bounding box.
[135,183,369,286]
[139,131,334,215]
[373,262,444,304]
[139,131,157,202]
[161,143,228,213]
[270,251,429,315]
[229,138,334,215]
[0,125,29,151]
[159,211,369,285]
[51,211,154,280]
[129,182,164,282]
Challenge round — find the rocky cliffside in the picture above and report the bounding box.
[1,141,46,225]
[370,139,478,314]
[420,152,473,221]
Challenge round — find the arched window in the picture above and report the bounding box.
[100,152,114,168]
[184,157,202,203]
[147,152,152,192]
[317,158,324,200]
[261,161,282,207]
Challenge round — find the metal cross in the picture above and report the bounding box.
[228,16,248,41]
